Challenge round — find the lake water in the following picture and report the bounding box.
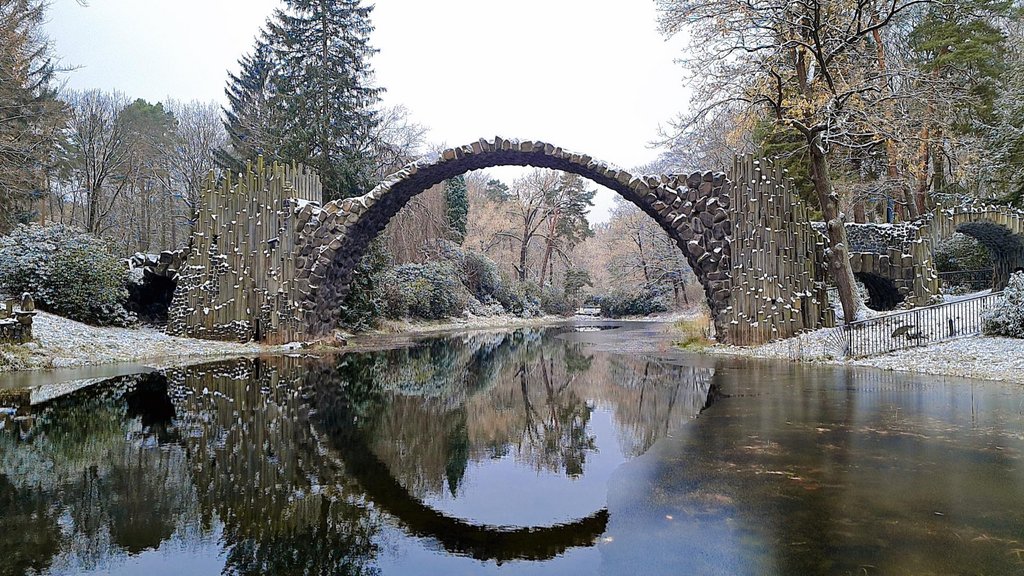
[1,324,1023,575]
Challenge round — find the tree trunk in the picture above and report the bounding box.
[809,133,861,323]
[931,129,946,198]
[538,212,559,286]
[518,223,530,282]
[870,17,912,222]
[636,232,651,284]
[915,126,930,216]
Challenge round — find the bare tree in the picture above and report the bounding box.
[165,99,227,245]
[656,0,940,322]
[62,89,132,235]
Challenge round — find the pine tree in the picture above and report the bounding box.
[907,0,1014,200]
[987,19,1024,206]
[444,175,468,244]
[266,0,382,200]
[216,40,281,174]
[0,0,63,231]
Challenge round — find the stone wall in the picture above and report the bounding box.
[0,294,35,344]
[721,155,835,345]
[811,220,939,307]
[165,160,322,343]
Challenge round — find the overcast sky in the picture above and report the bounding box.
[44,0,690,221]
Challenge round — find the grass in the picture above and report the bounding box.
[673,315,713,350]
[0,342,32,371]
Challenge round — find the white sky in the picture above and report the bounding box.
[44,0,690,222]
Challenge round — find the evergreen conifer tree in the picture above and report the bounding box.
[444,175,468,244]
[219,0,381,200]
[216,40,281,174]
[266,0,382,200]
[0,0,63,231]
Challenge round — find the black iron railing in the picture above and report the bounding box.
[938,269,994,291]
[825,291,1004,358]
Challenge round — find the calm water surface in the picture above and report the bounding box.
[1,324,1022,575]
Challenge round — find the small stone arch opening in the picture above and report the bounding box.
[854,272,904,311]
[956,221,1024,290]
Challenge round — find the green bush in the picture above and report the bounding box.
[934,233,993,272]
[494,280,541,318]
[982,272,1024,338]
[380,261,470,320]
[540,285,574,316]
[596,288,668,318]
[338,241,390,331]
[0,224,135,326]
[434,241,503,301]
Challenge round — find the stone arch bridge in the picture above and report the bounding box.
[809,201,1024,311]
[167,138,833,345]
[167,136,1019,345]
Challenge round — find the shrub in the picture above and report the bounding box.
[0,224,135,326]
[380,261,470,320]
[596,288,669,318]
[434,240,503,301]
[495,280,542,318]
[540,285,574,316]
[934,233,992,272]
[982,272,1024,338]
[338,241,390,331]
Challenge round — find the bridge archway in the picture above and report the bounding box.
[955,221,1024,290]
[854,272,904,311]
[297,138,734,335]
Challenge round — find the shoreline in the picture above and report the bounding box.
[4,308,1021,389]
[702,326,1024,385]
[0,311,576,378]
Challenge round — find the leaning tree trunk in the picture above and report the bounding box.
[808,134,862,324]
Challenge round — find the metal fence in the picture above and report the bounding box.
[825,291,1004,358]
[937,269,994,292]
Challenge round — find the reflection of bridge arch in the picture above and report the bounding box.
[296,137,734,336]
[302,326,719,562]
[313,412,610,562]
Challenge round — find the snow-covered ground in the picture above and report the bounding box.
[1,312,274,372]
[708,325,1024,384]
[0,311,574,374]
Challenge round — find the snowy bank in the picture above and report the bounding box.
[0,311,277,372]
[707,325,1024,384]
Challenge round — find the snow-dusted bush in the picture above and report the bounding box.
[982,272,1024,338]
[379,261,470,320]
[596,288,669,318]
[495,280,542,318]
[540,285,574,316]
[0,224,135,326]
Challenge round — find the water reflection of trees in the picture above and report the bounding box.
[0,374,201,574]
[166,358,382,576]
[322,328,717,500]
[0,327,719,573]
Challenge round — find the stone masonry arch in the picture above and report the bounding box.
[167,143,834,345]
[295,137,735,336]
[929,202,1024,291]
